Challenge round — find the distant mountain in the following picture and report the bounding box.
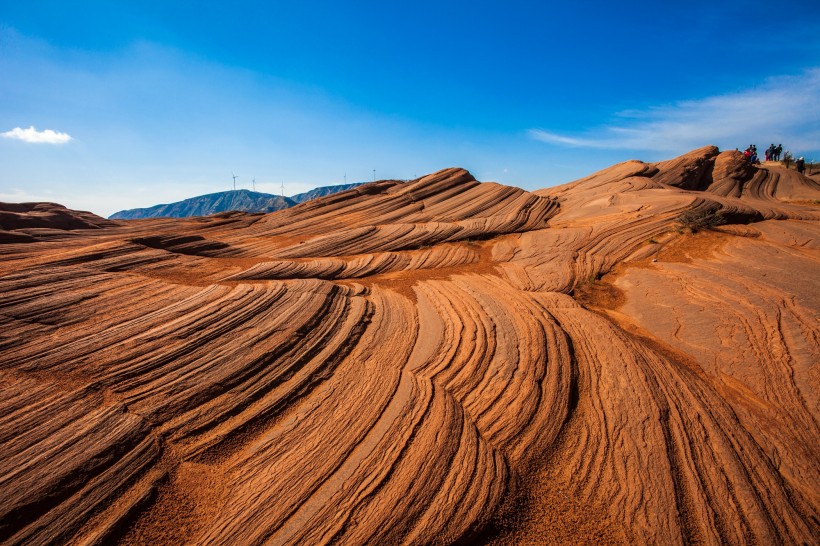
[109,190,293,219]
[289,183,364,204]
[109,183,366,220]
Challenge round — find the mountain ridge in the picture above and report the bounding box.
[108,182,366,219]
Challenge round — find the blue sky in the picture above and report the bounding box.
[1,1,819,217]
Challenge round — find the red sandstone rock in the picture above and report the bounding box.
[0,150,817,545]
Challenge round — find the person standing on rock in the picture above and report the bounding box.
[775,144,783,161]
[796,157,805,174]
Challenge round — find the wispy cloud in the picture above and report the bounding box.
[530,69,820,153]
[1,126,72,144]
[0,188,56,203]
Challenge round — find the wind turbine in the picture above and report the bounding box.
[252,177,256,192]
[232,173,238,191]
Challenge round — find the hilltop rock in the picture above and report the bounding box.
[0,202,116,230]
[0,202,117,243]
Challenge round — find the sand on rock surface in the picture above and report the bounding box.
[1,149,818,545]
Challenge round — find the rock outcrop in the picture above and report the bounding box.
[0,202,116,244]
[0,152,818,545]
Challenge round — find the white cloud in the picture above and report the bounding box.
[530,68,820,153]
[0,188,57,203]
[1,126,72,144]
[527,130,604,148]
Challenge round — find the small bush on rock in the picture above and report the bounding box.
[677,209,726,233]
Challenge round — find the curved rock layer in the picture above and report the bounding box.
[0,154,818,545]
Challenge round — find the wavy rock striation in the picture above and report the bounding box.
[0,152,818,545]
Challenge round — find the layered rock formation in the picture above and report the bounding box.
[0,147,818,545]
[0,202,116,244]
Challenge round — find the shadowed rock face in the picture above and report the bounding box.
[0,155,818,545]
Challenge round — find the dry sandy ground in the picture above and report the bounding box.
[0,146,818,545]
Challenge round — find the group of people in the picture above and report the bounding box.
[742,143,783,164]
[740,143,808,174]
[764,143,783,162]
[743,145,761,163]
